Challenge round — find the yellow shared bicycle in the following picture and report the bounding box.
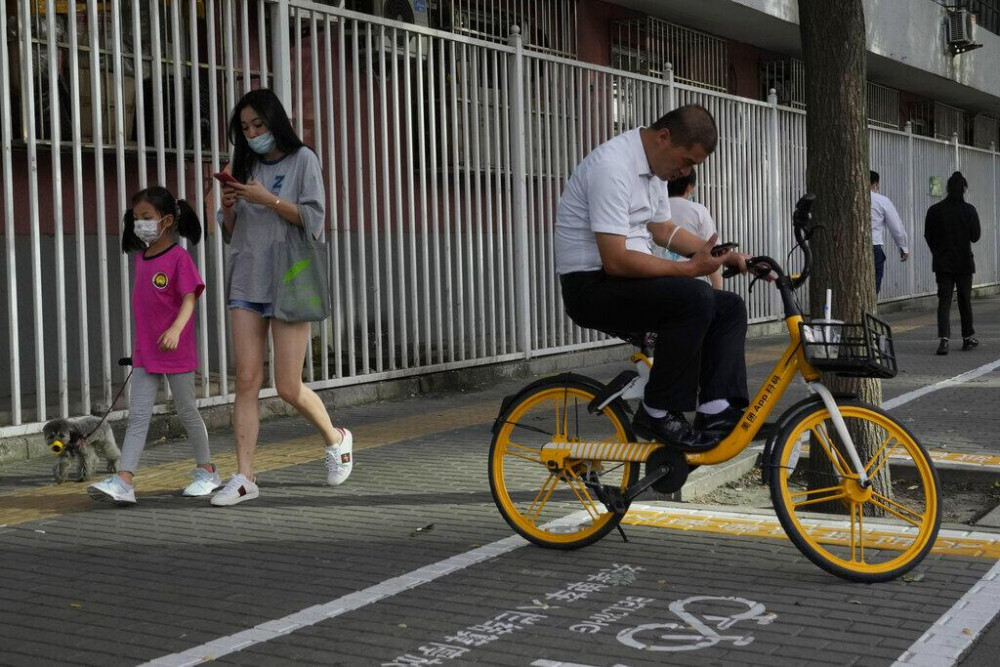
[488,195,941,583]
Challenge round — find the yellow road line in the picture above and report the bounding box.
[0,401,498,527]
[798,444,1000,469]
[924,450,1000,468]
[622,505,1000,559]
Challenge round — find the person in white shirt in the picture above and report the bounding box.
[556,105,747,453]
[665,169,722,289]
[870,170,909,294]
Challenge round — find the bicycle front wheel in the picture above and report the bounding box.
[489,375,639,549]
[769,400,941,583]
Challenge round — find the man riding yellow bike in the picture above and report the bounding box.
[555,105,748,453]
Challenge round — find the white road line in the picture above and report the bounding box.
[532,661,629,667]
[881,359,1000,666]
[892,560,1000,667]
[882,358,1000,411]
[142,535,527,666]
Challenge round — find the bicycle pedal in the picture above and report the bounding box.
[588,370,640,414]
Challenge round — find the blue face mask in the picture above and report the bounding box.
[247,131,276,156]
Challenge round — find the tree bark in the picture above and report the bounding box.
[797,0,890,508]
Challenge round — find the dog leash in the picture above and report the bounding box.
[80,357,135,443]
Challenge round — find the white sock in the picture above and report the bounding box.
[696,399,730,415]
[642,402,668,419]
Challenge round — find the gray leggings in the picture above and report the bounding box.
[119,367,210,474]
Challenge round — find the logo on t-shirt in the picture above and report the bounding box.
[271,175,285,194]
[152,272,169,290]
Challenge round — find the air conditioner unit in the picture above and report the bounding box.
[948,9,976,44]
[343,0,431,54]
[946,9,982,54]
[376,0,431,28]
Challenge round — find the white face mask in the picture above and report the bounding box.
[134,217,165,245]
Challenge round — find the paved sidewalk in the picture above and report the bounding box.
[0,296,998,666]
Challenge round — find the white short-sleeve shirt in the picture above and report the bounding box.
[555,128,670,274]
[662,196,718,283]
[665,197,717,251]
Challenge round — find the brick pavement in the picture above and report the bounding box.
[0,296,998,666]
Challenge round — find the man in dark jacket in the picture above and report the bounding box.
[924,171,981,355]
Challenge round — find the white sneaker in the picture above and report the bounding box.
[325,428,354,486]
[88,475,137,506]
[210,473,259,506]
[182,467,222,497]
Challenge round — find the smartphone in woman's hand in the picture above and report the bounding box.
[213,172,240,186]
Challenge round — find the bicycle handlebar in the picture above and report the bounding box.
[721,194,817,288]
[789,193,816,289]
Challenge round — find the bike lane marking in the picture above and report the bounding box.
[139,511,607,665]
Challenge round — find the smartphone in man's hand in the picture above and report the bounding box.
[710,242,739,257]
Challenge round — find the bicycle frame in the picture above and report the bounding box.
[541,313,868,484]
[498,196,938,580]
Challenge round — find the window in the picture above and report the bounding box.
[611,17,728,92]
[7,1,263,155]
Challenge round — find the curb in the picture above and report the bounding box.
[975,504,1000,528]
[669,448,761,501]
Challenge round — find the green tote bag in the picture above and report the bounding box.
[272,226,332,322]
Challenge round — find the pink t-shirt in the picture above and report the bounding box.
[132,244,205,373]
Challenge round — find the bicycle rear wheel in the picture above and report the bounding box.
[489,375,639,549]
[768,400,941,582]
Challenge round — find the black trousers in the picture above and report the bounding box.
[935,272,974,339]
[560,270,749,412]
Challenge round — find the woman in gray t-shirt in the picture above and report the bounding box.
[213,89,352,506]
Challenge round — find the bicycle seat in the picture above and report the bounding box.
[599,329,657,350]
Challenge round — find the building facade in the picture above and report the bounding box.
[1,0,998,435]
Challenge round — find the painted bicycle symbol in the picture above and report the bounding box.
[616,595,776,652]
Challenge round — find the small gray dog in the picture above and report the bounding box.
[42,416,122,483]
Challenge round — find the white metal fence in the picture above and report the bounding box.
[1,0,998,436]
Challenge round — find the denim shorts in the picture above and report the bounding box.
[228,299,274,318]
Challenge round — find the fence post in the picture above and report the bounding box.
[270,0,293,110]
[0,0,20,424]
[952,130,960,173]
[662,62,675,111]
[767,88,782,317]
[905,121,916,297]
[508,26,532,359]
[993,142,998,287]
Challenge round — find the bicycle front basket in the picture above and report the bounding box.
[799,312,897,379]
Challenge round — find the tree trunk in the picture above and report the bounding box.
[797,0,891,509]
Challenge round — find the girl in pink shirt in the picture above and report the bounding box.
[88,187,219,506]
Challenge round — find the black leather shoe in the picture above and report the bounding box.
[633,405,717,452]
[962,337,979,351]
[936,338,949,355]
[693,405,745,437]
